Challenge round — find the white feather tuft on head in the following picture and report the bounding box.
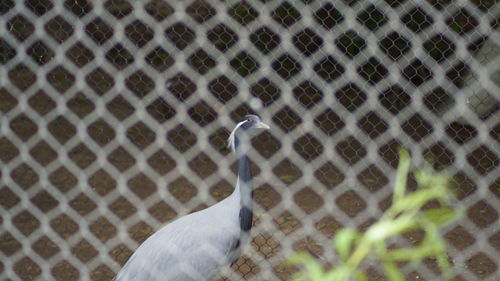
[227,120,247,152]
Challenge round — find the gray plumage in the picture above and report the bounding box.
[113,115,269,281]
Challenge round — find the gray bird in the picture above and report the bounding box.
[113,115,270,281]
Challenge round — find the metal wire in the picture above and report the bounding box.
[0,0,498,280]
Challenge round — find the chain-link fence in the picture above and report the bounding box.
[0,0,498,280]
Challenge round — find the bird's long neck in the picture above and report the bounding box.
[234,135,253,234]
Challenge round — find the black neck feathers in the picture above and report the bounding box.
[234,135,254,233]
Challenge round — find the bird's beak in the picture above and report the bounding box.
[255,121,270,130]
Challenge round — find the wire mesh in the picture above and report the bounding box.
[0,0,498,280]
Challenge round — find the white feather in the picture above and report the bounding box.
[227,120,247,152]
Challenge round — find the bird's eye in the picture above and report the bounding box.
[246,118,252,122]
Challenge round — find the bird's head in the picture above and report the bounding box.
[228,115,270,152]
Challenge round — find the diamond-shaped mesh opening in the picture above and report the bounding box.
[209,75,238,103]
[104,0,133,19]
[10,113,38,141]
[336,30,366,58]
[14,257,41,280]
[167,124,197,152]
[229,1,259,26]
[292,28,323,57]
[314,109,345,136]
[357,5,388,31]
[358,164,389,192]
[1,233,21,256]
[273,158,302,185]
[86,67,115,96]
[314,3,343,29]
[446,61,472,89]
[0,39,16,64]
[47,66,75,93]
[126,122,156,149]
[70,193,96,216]
[165,22,195,50]
[67,92,95,119]
[27,40,54,65]
[106,44,135,70]
[188,152,218,179]
[272,54,302,80]
[188,48,216,74]
[423,34,455,63]
[85,17,113,45]
[293,134,323,161]
[250,78,281,106]
[25,0,53,16]
[168,73,196,101]
[125,20,154,48]
[45,15,73,43]
[250,26,280,54]
[66,41,94,67]
[168,177,197,203]
[146,97,176,123]
[271,2,301,28]
[0,137,19,163]
[423,142,455,170]
[89,169,116,196]
[293,81,323,109]
[402,59,432,86]
[401,7,434,33]
[28,90,56,116]
[186,0,216,24]
[402,113,434,142]
[29,140,57,166]
[336,83,366,112]
[0,0,15,15]
[379,84,411,115]
[445,121,478,144]
[145,47,174,72]
[357,111,388,139]
[466,145,498,175]
[230,52,259,77]
[314,162,345,189]
[379,32,412,61]
[144,0,173,21]
[423,87,454,116]
[0,89,17,113]
[272,106,302,133]
[64,0,92,17]
[9,64,37,91]
[358,57,388,85]
[314,55,345,82]
[7,15,35,41]
[446,8,479,35]
[336,136,367,165]
[125,70,154,98]
[188,101,217,127]
[207,24,238,52]
[336,191,367,217]
[34,235,60,259]
[88,119,115,146]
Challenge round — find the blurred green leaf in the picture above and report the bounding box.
[287,149,459,281]
[393,148,410,203]
[422,208,458,226]
[354,270,368,281]
[280,175,300,183]
[382,261,405,281]
[334,228,358,262]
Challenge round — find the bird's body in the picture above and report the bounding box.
[113,115,269,281]
[114,188,241,280]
